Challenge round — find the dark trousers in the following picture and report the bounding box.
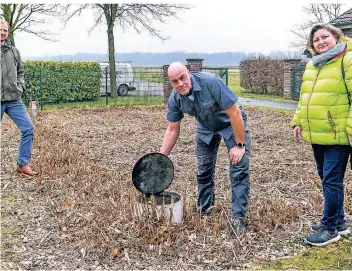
[312,144,350,231]
[196,132,251,219]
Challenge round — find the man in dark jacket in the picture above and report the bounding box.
[1,18,36,176]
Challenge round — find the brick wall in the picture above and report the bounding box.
[186,58,204,72]
[283,59,304,99]
[162,65,172,105]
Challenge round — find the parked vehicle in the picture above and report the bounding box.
[100,62,136,96]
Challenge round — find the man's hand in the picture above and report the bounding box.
[293,126,302,143]
[349,135,352,146]
[229,146,245,165]
[160,121,181,156]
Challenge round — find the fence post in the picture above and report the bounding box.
[283,59,303,99]
[40,64,43,110]
[163,65,172,105]
[31,101,37,117]
[105,66,108,105]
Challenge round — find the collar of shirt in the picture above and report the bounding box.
[180,74,200,99]
[185,87,193,96]
[190,74,202,92]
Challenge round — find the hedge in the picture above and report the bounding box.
[22,61,101,104]
[239,57,284,95]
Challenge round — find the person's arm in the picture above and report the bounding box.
[15,48,25,89]
[290,101,302,130]
[224,104,246,165]
[225,104,245,143]
[160,121,181,156]
[291,64,308,141]
[292,100,303,143]
[344,52,352,144]
[207,77,245,165]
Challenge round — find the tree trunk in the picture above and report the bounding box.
[107,26,118,98]
[8,32,15,46]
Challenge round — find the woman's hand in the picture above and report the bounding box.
[293,126,302,143]
[349,135,352,146]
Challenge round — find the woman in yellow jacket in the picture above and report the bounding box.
[291,24,352,246]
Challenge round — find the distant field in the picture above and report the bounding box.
[134,67,163,83]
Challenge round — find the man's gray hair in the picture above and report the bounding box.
[0,17,9,27]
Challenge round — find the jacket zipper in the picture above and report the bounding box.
[306,68,321,144]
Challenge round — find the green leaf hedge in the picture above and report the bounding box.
[22,61,101,104]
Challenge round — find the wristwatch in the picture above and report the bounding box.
[235,142,246,148]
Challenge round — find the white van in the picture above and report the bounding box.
[100,62,136,96]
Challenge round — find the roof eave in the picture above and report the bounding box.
[331,22,352,29]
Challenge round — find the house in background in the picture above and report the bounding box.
[330,8,352,37]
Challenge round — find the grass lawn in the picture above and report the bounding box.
[262,238,352,270]
[228,71,297,104]
[134,67,163,83]
[40,96,164,109]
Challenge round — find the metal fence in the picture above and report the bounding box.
[23,64,230,109]
[202,66,229,85]
[101,65,164,97]
[22,67,103,109]
[99,65,165,106]
[22,65,166,109]
[291,65,305,100]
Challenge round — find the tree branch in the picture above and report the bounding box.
[290,4,344,50]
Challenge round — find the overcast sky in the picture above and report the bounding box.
[12,0,352,57]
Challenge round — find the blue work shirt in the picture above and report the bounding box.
[167,72,248,144]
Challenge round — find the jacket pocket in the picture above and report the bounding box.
[180,100,196,116]
[200,99,221,114]
[13,81,23,93]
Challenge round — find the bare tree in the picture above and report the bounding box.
[1,4,63,46]
[291,4,343,49]
[63,4,192,98]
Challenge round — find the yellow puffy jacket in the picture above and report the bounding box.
[290,37,352,145]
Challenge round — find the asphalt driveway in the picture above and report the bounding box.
[238,97,298,110]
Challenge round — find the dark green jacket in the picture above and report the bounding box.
[1,39,25,101]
